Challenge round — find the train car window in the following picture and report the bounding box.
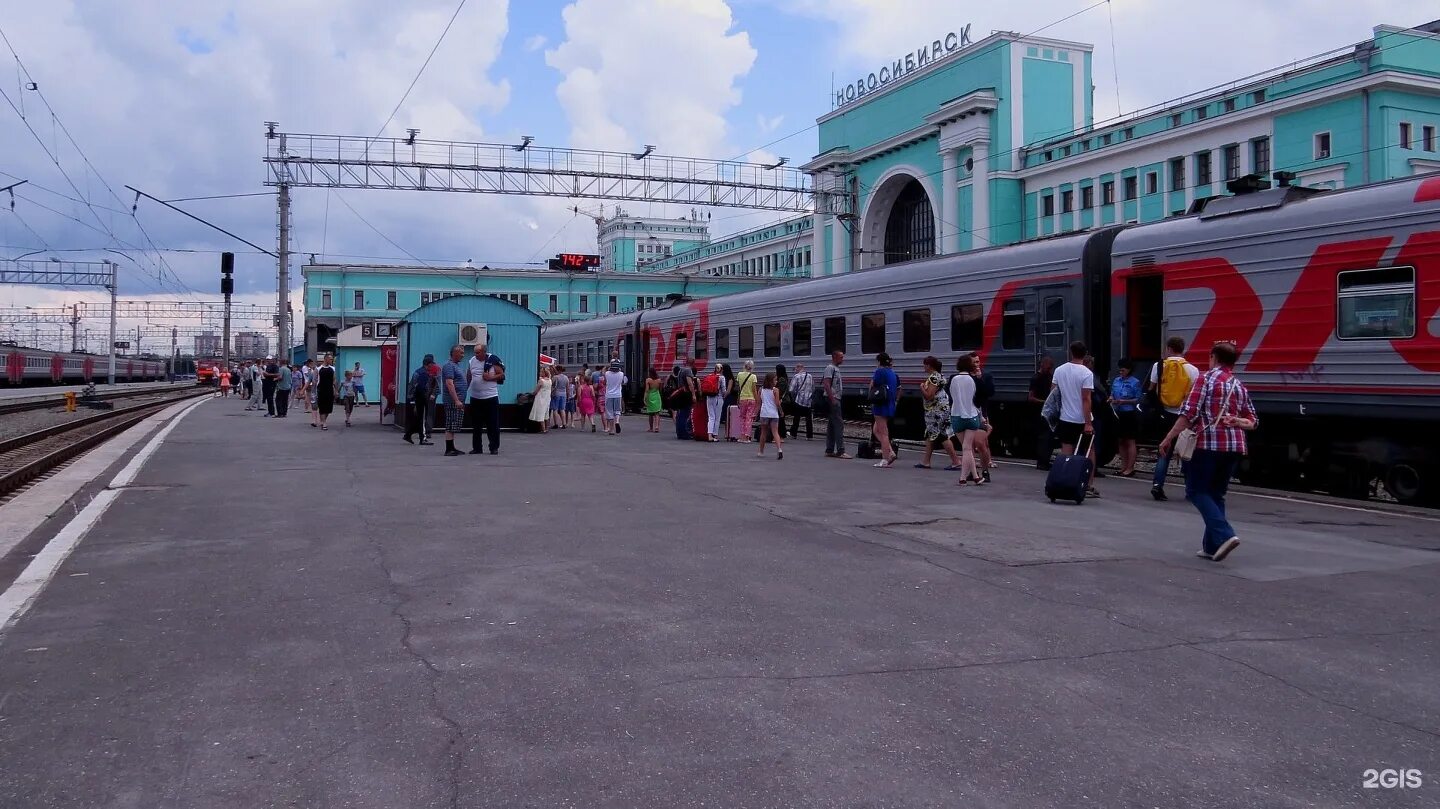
[1001,300,1027,350]
[715,328,730,359]
[824,317,846,354]
[902,308,931,353]
[1337,266,1416,340]
[861,312,886,354]
[951,304,983,351]
[1042,297,1067,350]
[764,323,781,357]
[793,320,812,356]
[694,330,708,361]
[739,325,754,358]
[675,333,689,362]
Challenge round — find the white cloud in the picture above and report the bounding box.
[0,0,590,319]
[545,0,757,157]
[524,33,547,52]
[756,113,784,134]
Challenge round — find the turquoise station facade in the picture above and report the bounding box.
[801,21,1440,275]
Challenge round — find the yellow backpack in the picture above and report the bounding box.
[1158,357,1192,409]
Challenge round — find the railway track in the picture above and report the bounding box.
[0,390,208,500]
[0,384,197,417]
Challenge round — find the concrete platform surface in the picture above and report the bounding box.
[0,398,1437,808]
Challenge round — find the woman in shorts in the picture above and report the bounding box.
[948,355,985,486]
[1109,357,1142,477]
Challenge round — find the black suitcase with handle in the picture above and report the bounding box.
[1045,433,1093,504]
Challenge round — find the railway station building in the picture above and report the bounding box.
[623,19,1440,279]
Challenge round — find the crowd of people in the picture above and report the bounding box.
[217,355,367,430]
[388,334,1260,563]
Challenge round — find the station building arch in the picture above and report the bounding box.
[858,165,939,270]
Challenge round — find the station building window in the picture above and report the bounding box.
[549,295,559,313]
[1197,151,1213,186]
[1399,122,1413,150]
[1123,176,1138,201]
[321,290,332,310]
[861,312,886,354]
[1061,190,1074,213]
[353,290,364,310]
[1081,186,1094,209]
[387,291,397,310]
[1170,158,1186,192]
[1251,137,1271,174]
[1424,125,1437,152]
[1042,195,1055,217]
[1145,172,1159,195]
[1102,181,1115,205]
[882,179,934,265]
[1224,144,1240,180]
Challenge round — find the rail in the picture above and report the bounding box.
[0,390,208,499]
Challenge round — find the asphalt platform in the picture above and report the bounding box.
[0,399,1437,808]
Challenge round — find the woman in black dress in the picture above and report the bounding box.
[315,355,338,430]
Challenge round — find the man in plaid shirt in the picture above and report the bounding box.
[1159,341,1258,562]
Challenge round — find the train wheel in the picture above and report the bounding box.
[1383,463,1427,506]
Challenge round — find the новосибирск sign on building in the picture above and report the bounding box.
[833,25,972,108]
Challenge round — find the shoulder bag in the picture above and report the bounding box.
[1174,380,1235,461]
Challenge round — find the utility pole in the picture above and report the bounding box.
[277,183,291,363]
[170,326,177,380]
[70,304,79,352]
[134,325,141,356]
[107,260,118,385]
[220,251,234,366]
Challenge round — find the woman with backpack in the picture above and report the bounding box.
[704,362,729,442]
[869,353,899,468]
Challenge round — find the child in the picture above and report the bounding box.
[756,372,784,460]
[577,375,597,432]
[339,370,357,426]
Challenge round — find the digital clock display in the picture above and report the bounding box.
[558,253,601,269]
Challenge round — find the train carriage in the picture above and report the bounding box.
[540,174,1440,504]
[2,346,164,386]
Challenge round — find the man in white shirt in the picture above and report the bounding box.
[466,344,504,455]
[1147,336,1201,501]
[1050,340,1098,494]
[603,360,628,435]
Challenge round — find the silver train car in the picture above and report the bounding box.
[543,175,1440,504]
[2,346,165,386]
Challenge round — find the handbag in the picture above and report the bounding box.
[1175,380,1235,461]
[867,380,889,406]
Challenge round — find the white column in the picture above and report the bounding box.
[971,140,991,247]
[940,148,959,254]
[811,215,826,277]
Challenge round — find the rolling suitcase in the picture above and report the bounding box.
[1045,433,1093,504]
[727,405,744,440]
[692,401,708,441]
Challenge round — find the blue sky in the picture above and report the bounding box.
[0,0,1421,334]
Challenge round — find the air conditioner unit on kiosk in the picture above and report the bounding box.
[457,323,487,347]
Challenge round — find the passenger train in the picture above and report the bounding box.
[542,175,1440,505]
[2,345,166,386]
